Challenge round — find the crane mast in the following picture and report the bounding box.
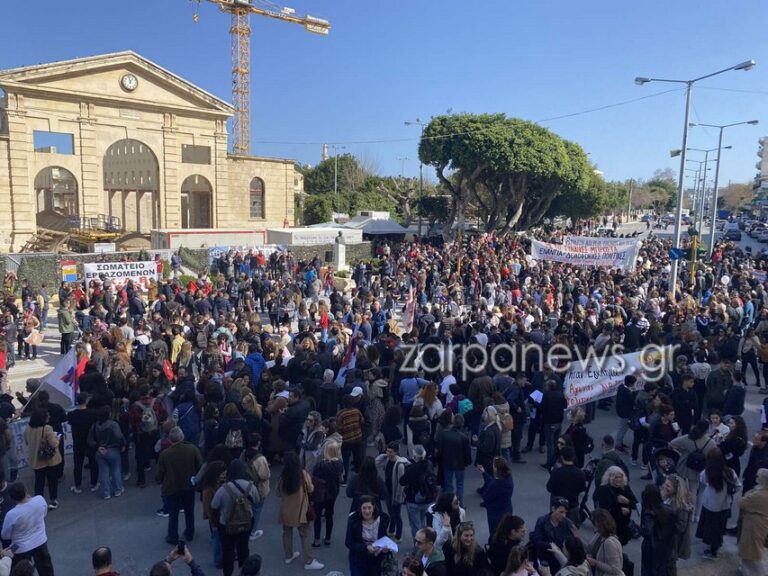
[193,0,330,154]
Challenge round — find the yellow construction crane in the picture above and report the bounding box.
[191,0,330,155]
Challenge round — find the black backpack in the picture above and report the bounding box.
[415,469,437,504]
[686,438,710,472]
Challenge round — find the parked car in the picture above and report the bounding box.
[750,223,767,237]
[724,229,743,241]
[758,230,768,243]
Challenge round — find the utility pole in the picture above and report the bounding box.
[331,144,346,197]
[626,179,634,221]
[405,119,427,238]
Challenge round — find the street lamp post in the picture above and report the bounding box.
[690,120,760,255]
[635,59,755,296]
[405,119,426,238]
[331,144,347,210]
[687,148,718,231]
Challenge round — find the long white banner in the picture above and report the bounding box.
[83,261,158,290]
[530,239,639,270]
[563,347,670,408]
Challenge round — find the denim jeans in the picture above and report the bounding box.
[385,497,403,539]
[166,488,196,541]
[210,525,222,569]
[405,501,430,542]
[251,497,264,532]
[544,423,561,467]
[96,447,124,498]
[443,469,465,505]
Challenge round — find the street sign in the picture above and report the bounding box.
[668,248,683,260]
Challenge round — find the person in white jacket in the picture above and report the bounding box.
[426,491,466,550]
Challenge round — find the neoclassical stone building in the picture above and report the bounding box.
[0,51,301,251]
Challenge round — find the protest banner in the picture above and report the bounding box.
[530,239,639,270]
[563,347,670,408]
[9,419,73,470]
[83,261,158,290]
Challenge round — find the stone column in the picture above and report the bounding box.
[213,118,229,228]
[5,93,35,250]
[78,102,100,225]
[162,113,179,230]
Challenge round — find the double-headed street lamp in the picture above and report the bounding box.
[405,118,427,237]
[689,120,760,255]
[635,59,756,296]
[687,146,731,233]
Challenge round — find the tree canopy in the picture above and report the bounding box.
[418,113,593,234]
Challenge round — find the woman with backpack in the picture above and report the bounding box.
[277,452,324,571]
[696,448,740,559]
[172,390,201,447]
[406,405,431,458]
[299,411,325,474]
[670,420,717,522]
[210,459,260,576]
[215,403,248,459]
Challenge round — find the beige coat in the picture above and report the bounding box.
[277,469,313,527]
[26,424,61,470]
[739,487,768,561]
[495,401,512,449]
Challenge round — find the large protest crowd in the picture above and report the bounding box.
[0,219,765,576]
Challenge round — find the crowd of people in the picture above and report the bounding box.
[0,219,764,576]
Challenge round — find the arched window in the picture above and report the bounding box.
[249,177,265,219]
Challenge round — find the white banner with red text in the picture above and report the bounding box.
[530,238,639,270]
[563,347,671,408]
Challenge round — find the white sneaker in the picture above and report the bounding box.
[90,483,100,492]
[249,530,263,540]
[304,560,324,571]
[285,552,300,565]
[70,486,82,494]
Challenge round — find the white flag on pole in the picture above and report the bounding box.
[40,348,77,408]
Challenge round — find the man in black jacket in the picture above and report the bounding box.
[671,375,697,435]
[434,413,471,506]
[278,387,311,452]
[540,380,567,469]
[615,374,636,452]
[743,430,768,493]
[545,447,586,525]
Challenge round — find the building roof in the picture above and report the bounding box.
[343,216,408,235]
[0,51,234,115]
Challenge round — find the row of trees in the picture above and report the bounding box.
[298,113,688,235]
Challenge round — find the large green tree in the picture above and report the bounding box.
[419,114,592,235]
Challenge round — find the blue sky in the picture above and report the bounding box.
[2,0,767,187]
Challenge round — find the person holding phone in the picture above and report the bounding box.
[149,545,207,576]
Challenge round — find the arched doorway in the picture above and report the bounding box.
[180,175,212,229]
[34,167,78,227]
[103,139,160,232]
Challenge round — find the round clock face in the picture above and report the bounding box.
[121,74,138,92]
